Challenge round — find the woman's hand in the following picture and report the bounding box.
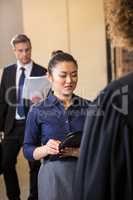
[44,139,61,156]
[33,139,61,160]
[60,147,80,158]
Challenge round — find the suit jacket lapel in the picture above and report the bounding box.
[9,64,17,105]
[30,62,37,76]
[10,64,17,87]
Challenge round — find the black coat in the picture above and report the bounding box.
[74,72,133,200]
[0,62,47,136]
[0,142,2,175]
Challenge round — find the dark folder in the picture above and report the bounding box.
[59,131,82,151]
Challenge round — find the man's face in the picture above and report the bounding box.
[13,42,32,65]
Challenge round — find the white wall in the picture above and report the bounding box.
[0,0,24,67]
[68,0,107,98]
[22,0,107,99]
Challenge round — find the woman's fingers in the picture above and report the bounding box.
[45,139,61,155]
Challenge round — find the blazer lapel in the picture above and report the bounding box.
[30,62,37,76]
[10,64,17,87]
[8,64,17,105]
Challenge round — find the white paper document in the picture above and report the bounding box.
[23,76,51,101]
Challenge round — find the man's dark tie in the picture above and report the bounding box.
[17,67,25,117]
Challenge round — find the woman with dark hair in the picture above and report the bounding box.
[23,50,90,200]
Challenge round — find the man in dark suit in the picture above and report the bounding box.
[0,34,47,200]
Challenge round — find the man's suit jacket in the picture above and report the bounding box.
[0,62,47,137]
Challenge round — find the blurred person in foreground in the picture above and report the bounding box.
[74,70,133,200]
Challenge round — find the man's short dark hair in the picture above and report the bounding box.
[11,34,31,48]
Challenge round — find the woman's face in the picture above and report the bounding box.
[48,61,78,98]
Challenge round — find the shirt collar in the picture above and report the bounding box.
[47,93,58,104]
[17,60,33,71]
[47,93,79,106]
